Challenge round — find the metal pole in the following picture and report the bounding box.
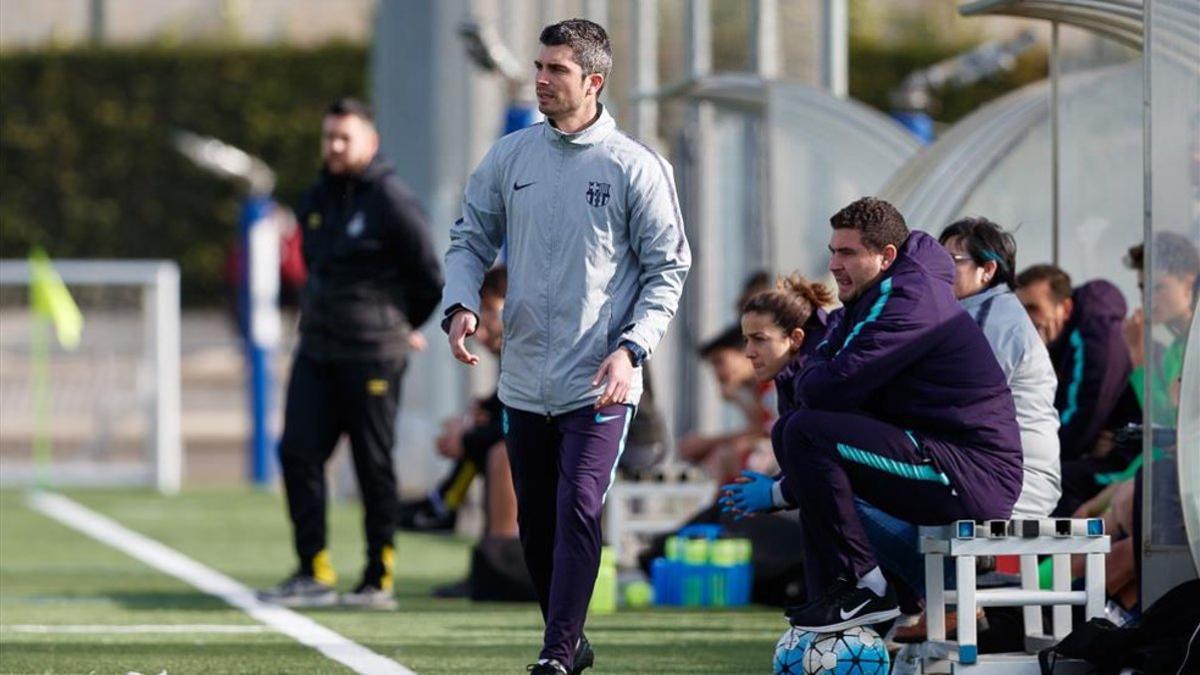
[685,0,712,77]
[684,0,722,436]
[583,0,609,28]
[630,0,658,141]
[89,0,105,45]
[820,0,848,98]
[239,196,279,487]
[152,263,181,494]
[749,0,781,79]
[1051,22,1061,266]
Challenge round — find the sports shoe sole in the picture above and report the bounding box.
[259,591,339,608]
[789,607,902,633]
[340,596,398,610]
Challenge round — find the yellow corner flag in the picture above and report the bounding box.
[29,248,83,350]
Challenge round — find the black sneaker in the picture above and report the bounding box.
[341,581,397,610]
[526,659,567,675]
[784,575,854,621]
[257,573,337,607]
[571,635,594,674]
[787,575,900,632]
[397,498,456,533]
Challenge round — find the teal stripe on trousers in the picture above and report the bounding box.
[836,442,950,485]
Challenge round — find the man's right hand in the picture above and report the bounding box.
[447,310,480,366]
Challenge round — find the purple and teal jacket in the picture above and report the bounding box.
[784,231,1024,503]
[1048,280,1140,460]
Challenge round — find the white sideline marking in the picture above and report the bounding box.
[4,624,273,634]
[26,491,415,675]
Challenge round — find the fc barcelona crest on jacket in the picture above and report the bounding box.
[586,181,611,207]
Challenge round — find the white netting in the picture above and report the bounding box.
[0,260,180,492]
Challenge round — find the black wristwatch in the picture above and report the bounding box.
[619,340,646,367]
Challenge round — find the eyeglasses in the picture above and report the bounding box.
[950,254,975,265]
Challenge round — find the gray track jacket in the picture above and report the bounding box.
[442,106,691,415]
[963,285,1062,517]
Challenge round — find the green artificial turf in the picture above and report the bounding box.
[0,489,784,674]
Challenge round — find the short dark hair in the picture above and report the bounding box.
[829,197,909,252]
[326,97,374,122]
[539,19,612,93]
[1125,232,1200,278]
[938,217,1018,290]
[481,265,507,300]
[1017,264,1073,303]
[697,324,744,358]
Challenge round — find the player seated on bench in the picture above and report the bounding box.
[1014,264,1140,516]
[853,217,1063,640]
[722,197,1023,634]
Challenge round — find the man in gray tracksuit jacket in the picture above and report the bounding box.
[442,20,690,675]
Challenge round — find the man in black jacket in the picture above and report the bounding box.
[259,98,443,609]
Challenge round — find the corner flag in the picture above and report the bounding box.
[28,248,83,350]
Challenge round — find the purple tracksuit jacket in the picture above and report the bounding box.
[1048,280,1140,459]
[787,231,1024,505]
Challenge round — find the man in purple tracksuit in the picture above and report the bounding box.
[1015,266,1141,513]
[730,198,1023,633]
[441,20,690,675]
[1016,267,1140,460]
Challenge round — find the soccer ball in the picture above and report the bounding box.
[801,626,890,675]
[773,627,816,674]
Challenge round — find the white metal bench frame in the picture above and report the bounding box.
[919,518,1110,666]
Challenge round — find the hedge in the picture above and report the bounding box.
[0,44,367,304]
[0,41,1043,305]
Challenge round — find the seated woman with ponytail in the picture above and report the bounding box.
[721,273,833,516]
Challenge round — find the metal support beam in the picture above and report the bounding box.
[820,0,848,97]
[630,0,658,140]
[750,0,781,79]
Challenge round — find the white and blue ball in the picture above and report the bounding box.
[801,626,889,675]
[773,627,816,674]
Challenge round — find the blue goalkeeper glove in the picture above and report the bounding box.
[719,470,777,517]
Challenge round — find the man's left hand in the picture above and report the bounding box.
[592,348,635,409]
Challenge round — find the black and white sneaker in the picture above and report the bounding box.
[341,581,398,610]
[257,573,337,607]
[571,635,594,674]
[787,575,900,633]
[526,659,568,675]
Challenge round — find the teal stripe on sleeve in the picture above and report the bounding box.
[1060,329,1084,425]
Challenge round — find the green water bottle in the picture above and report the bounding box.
[682,538,709,607]
[709,539,738,607]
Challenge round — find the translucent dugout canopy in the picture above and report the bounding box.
[660,74,920,436]
[674,73,922,297]
[885,0,1200,599]
[879,60,1144,305]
